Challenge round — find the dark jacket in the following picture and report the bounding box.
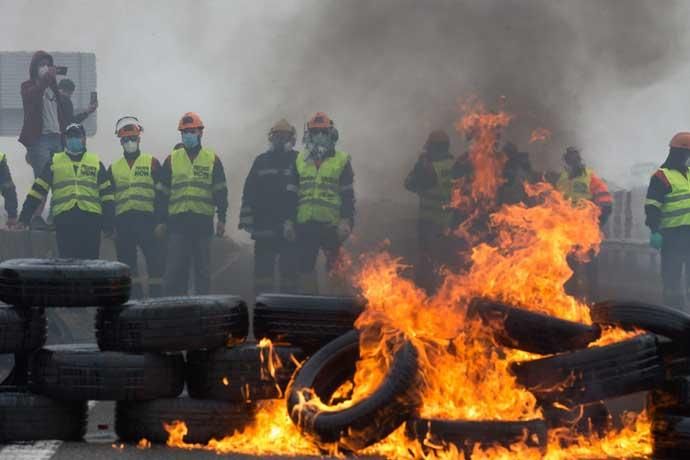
[645,148,690,233]
[19,152,114,230]
[404,149,455,194]
[0,157,18,219]
[159,145,229,236]
[19,51,68,148]
[239,148,298,239]
[60,95,91,125]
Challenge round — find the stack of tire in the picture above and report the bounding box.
[0,258,130,442]
[507,300,690,459]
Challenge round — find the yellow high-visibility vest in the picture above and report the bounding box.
[295,150,349,225]
[51,152,102,216]
[169,148,215,216]
[111,153,155,216]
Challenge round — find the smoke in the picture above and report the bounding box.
[1,0,688,236]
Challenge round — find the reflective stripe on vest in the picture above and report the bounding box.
[296,150,349,225]
[419,158,455,228]
[659,167,690,229]
[169,148,215,216]
[51,152,102,216]
[112,153,155,216]
[557,169,593,202]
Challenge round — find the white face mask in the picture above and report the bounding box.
[38,65,49,78]
[123,140,139,154]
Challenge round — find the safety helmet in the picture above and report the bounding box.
[64,123,85,137]
[269,119,296,138]
[115,116,143,137]
[670,132,690,149]
[178,112,204,131]
[307,112,334,130]
[426,130,450,145]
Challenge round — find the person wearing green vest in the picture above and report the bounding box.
[645,132,690,309]
[107,116,165,298]
[287,112,355,294]
[18,123,114,258]
[158,112,228,296]
[405,130,458,294]
[0,152,18,229]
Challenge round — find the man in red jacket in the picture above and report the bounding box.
[19,51,68,229]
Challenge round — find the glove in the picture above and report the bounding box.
[336,219,352,243]
[215,220,226,238]
[283,220,296,242]
[649,232,663,250]
[154,223,167,239]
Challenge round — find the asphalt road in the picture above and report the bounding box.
[0,400,334,460]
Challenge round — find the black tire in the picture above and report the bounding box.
[0,258,131,307]
[511,334,669,406]
[115,398,255,444]
[187,343,303,402]
[541,401,611,437]
[30,344,184,401]
[591,300,690,343]
[0,306,46,353]
[648,376,690,413]
[0,387,87,441]
[287,330,420,451]
[653,411,690,453]
[254,294,364,352]
[469,298,600,355]
[405,418,546,457]
[96,296,249,352]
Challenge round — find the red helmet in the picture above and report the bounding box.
[307,112,334,130]
[178,112,204,131]
[670,132,690,149]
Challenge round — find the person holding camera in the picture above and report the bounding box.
[18,51,68,229]
[57,78,98,125]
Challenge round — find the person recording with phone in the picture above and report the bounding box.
[19,51,68,230]
[57,79,98,125]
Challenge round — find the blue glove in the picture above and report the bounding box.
[650,232,663,250]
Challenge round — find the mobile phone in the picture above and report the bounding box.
[55,66,68,75]
[90,91,98,105]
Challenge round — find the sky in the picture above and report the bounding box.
[1,0,689,238]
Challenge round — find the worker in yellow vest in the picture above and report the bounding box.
[158,112,228,295]
[18,123,114,258]
[645,132,690,308]
[404,130,457,294]
[286,112,355,294]
[107,116,164,297]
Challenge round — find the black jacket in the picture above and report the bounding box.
[60,95,92,125]
[239,148,298,239]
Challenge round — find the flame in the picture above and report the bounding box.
[164,99,651,458]
[529,127,551,144]
[137,438,151,449]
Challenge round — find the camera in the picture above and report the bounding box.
[55,66,68,75]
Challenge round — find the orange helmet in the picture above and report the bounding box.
[670,132,690,149]
[115,116,143,138]
[178,112,204,131]
[307,112,334,130]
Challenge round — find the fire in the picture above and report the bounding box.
[163,99,651,458]
[529,127,551,144]
[136,438,151,449]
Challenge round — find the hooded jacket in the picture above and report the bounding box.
[18,51,67,147]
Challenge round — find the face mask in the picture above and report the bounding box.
[311,133,331,148]
[123,140,139,154]
[38,65,49,78]
[65,137,84,154]
[182,133,199,149]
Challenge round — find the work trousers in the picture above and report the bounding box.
[292,222,344,294]
[54,209,101,259]
[253,236,296,294]
[416,220,466,295]
[114,215,164,298]
[660,226,690,310]
[565,251,599,303]
[164,232,211,296]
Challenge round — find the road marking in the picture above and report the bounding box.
[0,441,62,460]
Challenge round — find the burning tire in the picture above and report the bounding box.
[286,330,420,451]
[541,401,611,437]
[511,334,673,406]
[95,296,249,352]
[648,376,690,413]
[652,410,690,458]
[30,344,184,401]
[591,300,690,343]
[0,259,131,307]
[0,387,87,441]
[0,306,46,353]
[469,298,600,355]
[253,294,364,352]
[115,397,255,444]
[186,342,303,402]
